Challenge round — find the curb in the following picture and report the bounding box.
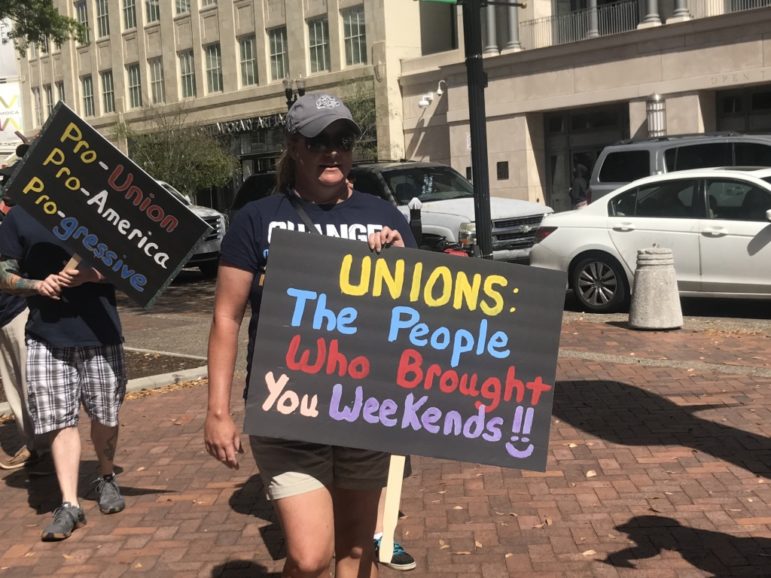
[125,365,209,394]
[0,364,209,419]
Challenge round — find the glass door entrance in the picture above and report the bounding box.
[545,104,628,211]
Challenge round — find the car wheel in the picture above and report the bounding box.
[199,262,219,278]
[570,253,629,313]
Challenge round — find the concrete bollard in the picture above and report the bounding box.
[629,247,683,330]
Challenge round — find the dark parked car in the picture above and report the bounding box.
[230,172,277,219]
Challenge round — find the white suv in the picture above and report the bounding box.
[157,180,227,277]
[349,161,553,262]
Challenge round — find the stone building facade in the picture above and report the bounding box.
[17,0,771,211]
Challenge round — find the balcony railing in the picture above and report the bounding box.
[687,0,771,19]
[518,0,771,51]
[520,0,639,50]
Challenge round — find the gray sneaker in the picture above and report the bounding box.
[93,475,125,514]
[41,502,86,541]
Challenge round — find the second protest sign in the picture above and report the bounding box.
[3,102,211,307]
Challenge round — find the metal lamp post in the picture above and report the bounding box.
[283,77,306,110]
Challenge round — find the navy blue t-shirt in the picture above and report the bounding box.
[220,190,416,394]
[0,214,26,329]
[0,207,122,347]
[0,293,25,328]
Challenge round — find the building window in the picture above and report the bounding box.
[179,50,196,98]
[146,0,160,23]
[127,63,142,108]
[56,81,65,103]
[124,0,137,30]
[75,1,90,44]
[101,70,115,113]
[44,85,54,117]
[343,6,367,65]
[205,43,223,93]
[201,0,217,6]
[31,88,42,126]
[81,76,95,117]
[269,27,288,81]
[29,43,38,60]
[176,0,190,15]
[96,0,110,38]
[40,37,49,55]
[149,57,165,103]
[239,36,257,86]
[496,161,509,180]
[308,18,330,73]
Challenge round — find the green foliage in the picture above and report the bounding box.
[0,0,86,51]
[342,80,378,162]
[115,105,237,200]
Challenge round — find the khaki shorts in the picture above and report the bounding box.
[250,436,391,500]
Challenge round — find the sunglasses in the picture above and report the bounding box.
[304,133,356,153]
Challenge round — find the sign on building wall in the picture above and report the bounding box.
[0,82,22,150]
[3,102,211,307]
[245,230,567,471]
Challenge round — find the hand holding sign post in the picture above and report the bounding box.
[2,102,211,307]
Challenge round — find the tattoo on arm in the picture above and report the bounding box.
[0,259,38,295]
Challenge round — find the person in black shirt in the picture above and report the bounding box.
[205,93,415,578]
[0,207,127,541]
[0,201,36,470]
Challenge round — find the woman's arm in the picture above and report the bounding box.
[204,264,253,469]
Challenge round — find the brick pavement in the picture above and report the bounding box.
[0,318,769,577]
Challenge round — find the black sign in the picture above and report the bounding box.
[245,230,567,471]
[3,102,210,307]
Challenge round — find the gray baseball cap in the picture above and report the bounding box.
[285,93,361,138]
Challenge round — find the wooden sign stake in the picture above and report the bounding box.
[65,254,82,270]
[378,454,406,564]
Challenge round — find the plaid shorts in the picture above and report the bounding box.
[26,337,127,435]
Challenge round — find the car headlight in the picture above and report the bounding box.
[458,222,476,248]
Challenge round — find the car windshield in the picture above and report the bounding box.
[762,177,771,187]
[381,166,474,205]
[160,183,191,206]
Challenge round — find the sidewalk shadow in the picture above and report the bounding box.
[604,515,771,574]
[117,269,215,315]
[553,380,771,478]
[2,460,170,514]
[211,560,280,577]
[0,420,23,458]
[230,474,286,561]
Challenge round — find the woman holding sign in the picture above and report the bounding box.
[205,93,416,578]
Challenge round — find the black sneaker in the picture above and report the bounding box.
[93,474,125,514]
[374,537,417,571]
[41,502,86,541]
